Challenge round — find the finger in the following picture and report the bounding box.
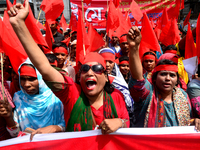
[24,0,29,11]
[30,130,39,141]
[9,6,17,15]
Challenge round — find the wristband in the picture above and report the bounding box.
[119,118,125,128]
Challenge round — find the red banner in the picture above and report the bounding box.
[70,0,179,28]
[1,126,200,149]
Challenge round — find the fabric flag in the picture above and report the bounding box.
[115,8,132,39]
[36,22,46,30]
[60,13,69,32]
[150,18,155,29]
[113,0,121,8]
[1,12,27,73]
[40,0,64,22]
[197,14,200,63]
[106,1,120,34]
[125,11,132,28]
[139,13,161,58]
[160,8,169,29]
[159,18,180,47]
[185,24,196,59]
[183,9,191,27]
[94,19,106,27]
[0,19,4,53]
[168,0,181,20]
[84,0,92,5]
[1,127,200,149]
[87,23,105,52]
[76,10,90,64]
[13,0,16,5]
[69,12,78,31]
[25,2,49,48]
[45,21,55,50]
[6,0,12,10]
[129,0,143,22]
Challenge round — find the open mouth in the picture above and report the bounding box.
[86,79,97,90]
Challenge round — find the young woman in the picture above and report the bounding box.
[127,26,200,129]
[8,1,129,137]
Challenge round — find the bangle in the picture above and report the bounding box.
[119,118,125,128]
[7,122,18,130]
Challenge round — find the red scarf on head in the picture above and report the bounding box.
[20,65,37,78]
[53,47,68,55]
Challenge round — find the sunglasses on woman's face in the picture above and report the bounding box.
[80,64,104,74]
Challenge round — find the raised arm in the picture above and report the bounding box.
[8,0,64,82]
[127,26,143,80]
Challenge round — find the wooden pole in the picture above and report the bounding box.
[1,53,4,101]
[81,0,85,23]
[36,7,42,23]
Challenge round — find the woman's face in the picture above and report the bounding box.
[80,62,107,97]
[143,59,155,72]
[119,63,130,76]
[106,60,115,74]
[155,71,177,93]
[20,76,39,95]
[55,53,67,65]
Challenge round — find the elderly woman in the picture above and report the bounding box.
[127,26,200,129]
[8,1,129,136]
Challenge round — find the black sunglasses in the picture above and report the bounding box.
[80,64,105,74]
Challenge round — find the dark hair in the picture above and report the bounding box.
[52,42,68,50]
[164,45,177,51]
[143,51,156,57]
[197,64,200,77]
[120,34,127,38]
[119,56,129,63]
[152,59,180,88]
[104,73,114,94]
[45,53,58,64]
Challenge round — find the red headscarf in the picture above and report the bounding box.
[20,65,37,78]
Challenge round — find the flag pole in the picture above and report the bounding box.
[106,0,109,47]
[81,0,86,55]
[36,6,43,23]
[1,53,5,101]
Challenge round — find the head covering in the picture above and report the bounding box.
[83,52,106,69]
[158,53,178,64]
[20,65,37,78]
[142,51,157,62]
[71,40,77,46]
[99,48,115,62]
[53,47,68,55]
[112,32,118,37]
[120,36,127,43]
[13,58,65,131]
[165,50,177,54]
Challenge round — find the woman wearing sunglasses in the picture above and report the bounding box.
[127,26,200,129]
[8,1,129,136]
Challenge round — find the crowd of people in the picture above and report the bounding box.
[1,0,200,142]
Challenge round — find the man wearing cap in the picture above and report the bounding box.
[116,34,129,58]
[49,20,65,43]
[109,32,121,53]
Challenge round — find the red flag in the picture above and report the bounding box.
[160,8,169,29]
[183,9,191,27]
[115,8,132,39]
[6,0,13,10]
[84,0,92,5]
[40,0,64,22]
[106,1,120,34]
[185,24,196,59]
[25,2,48,48]
[139,13,161,58]
[113,0,121,8]
[125,11,132,28]
[13,0,16,5]
[60,14,69,32]
[159,18,180,46]
[69,12,78,31]
[45,21,55,50]
[197,14,200,63]
[2,12,27,73]
[150,18,155,29]
[87,24,105,52]
[36,22,46,30]
[129,0,143,22]
[0,19,4,53]
[168,0,181,20]
[76,10,90,64]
